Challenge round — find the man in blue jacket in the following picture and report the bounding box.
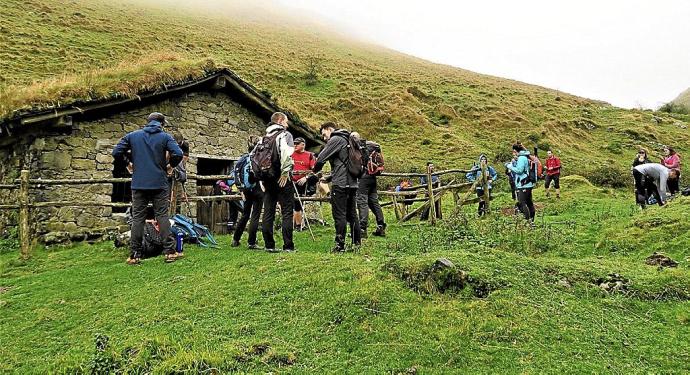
[112,112,183,264]
[505,144,536,222]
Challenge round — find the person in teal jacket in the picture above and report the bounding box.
[466,154,498,216]
[505,144,535,222]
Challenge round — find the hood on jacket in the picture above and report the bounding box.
[266,123,285,135]
[477,154,488,165]
[331,129,350,139]
[519,150,531,157]
[143,120,163,134]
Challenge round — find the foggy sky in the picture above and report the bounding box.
[276,0,690,109]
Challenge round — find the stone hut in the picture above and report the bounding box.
[0,68,321,243]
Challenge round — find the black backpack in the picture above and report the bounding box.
[334,132,366,178]
[251,130,284,181]
[142,222,167,258]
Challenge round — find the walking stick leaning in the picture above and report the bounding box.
[292,178,316,241]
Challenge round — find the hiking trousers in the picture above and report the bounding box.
[234,188,264,246]
[633,170,663,207]
[262,179,295,250]
[516,188,535,222]
[356,177,385,232]
[332,186,361,248]
[131,189,174,256]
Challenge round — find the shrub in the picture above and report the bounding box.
[583,163,630,188]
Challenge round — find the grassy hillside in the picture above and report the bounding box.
[2,0,690,177]
[1,183,688,372]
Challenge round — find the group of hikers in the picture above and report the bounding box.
[112,111,682,264]
[112,112,388,264]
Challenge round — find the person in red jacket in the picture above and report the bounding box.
[545,150,561,198]
[290,137,316,230]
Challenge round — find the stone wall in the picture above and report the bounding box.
[0,91,266,243]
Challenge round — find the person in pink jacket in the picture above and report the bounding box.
[662,146,681,194]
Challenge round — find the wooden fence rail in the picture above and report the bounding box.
[1,166,488,259]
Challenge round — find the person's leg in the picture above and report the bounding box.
[527,188,536,221]
[293,183,304,229]
[476,190,485,216]
[129,190,148,262]
[544,175,552,197]
[247,190,264,246]
[152,188,175,256]
[356,183,370,234]
[368,179,386,231]
[650,180,664,206]
[262,182,278,250]
[278,182,295,250]
[516,189,530,221]
[633,170,647,206]
[347,188,362,246]
[331,186,348,250]
[233,193,253,244]
[554,174,561,198]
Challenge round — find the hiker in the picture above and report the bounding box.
[313,122,361,252]
[232,136,264,249]
[633,163,679,207]
[352,132,386,238]
[632,148,650,169]
[169,132,190,215]
[420,162,442,220]
[257,112,296,252]
[395,178,416,206]
[505,144,536,222]
[290,137,317,231]
[662,146,681,195]
[215,178,243,231]
[112,112,183,264]
[544,150,562,198]
[466,154,498,216]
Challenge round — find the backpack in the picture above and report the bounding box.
[142,221,167,258]
[251,130,284,181]
[366,141,385,176]
[334,132,366,178]
[234,153,256,191]
[524,155,544,184]
[172,214,218,248]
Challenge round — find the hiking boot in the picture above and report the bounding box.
[248,244,260,250]
[231,240,240,248]
[126,256,141,265]
[284,248,296,253]
[266,248,280,253]
[331,245,346,253]
[372,226,386,237]
[165,253,177,263]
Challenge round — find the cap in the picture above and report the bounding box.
[294,137,306,144]
[147,112,168,125]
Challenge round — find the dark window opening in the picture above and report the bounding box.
[112,158,132,213]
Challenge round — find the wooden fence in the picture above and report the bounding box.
[0,165,490,259]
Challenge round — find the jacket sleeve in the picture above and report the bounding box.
[489,167,498,180]
[279,132,295,176]
[506,157,527,174]
[309,152,316,170]
[166,135,184,168]
[112,134,131,162]
[466,170,477,182]
[658,171,668,201]
[314,137,344,173]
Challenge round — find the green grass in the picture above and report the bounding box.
[1,180,688,373]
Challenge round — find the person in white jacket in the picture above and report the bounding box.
[260,112,296,252]
[633,163,679,207]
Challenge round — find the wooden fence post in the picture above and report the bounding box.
[426,169,436,225]
[481,163,491,214]
[18,170,31,260]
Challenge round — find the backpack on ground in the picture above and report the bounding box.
[172,214,218,248]
[524,155,543,184]
[334,132,366,178]
[142,221,168,258]
[251,130,284,181]
[366,141,385,176]
[234,153,256,191]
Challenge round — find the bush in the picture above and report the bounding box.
[658,102,689,115]
[583,163,630,188]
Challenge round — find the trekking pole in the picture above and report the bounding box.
[292,179,316,242]
[180,182,194,218]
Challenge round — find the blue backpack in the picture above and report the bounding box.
[171,214,218,248]
[234,153,256,191]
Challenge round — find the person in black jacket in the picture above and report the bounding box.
[313,122,361,252]
[351,132,386,238]
[232,136,264,250]
[112,112,183,264]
